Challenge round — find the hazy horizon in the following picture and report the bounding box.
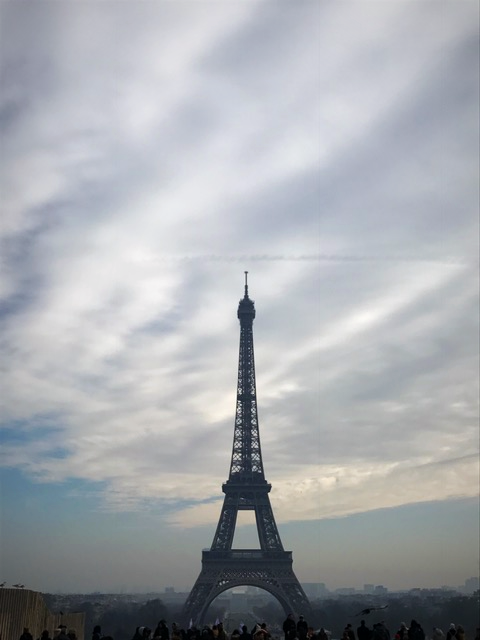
[34,564,480,594]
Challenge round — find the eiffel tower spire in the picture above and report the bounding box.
[182,276,311,625]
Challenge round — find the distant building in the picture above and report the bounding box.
[374,585,388,595]
[460,577,479,594]
[363,584,375,594]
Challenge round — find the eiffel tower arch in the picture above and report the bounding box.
[182,274,311,626]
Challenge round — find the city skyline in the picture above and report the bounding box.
[11,575,475,597]
[1,2,479,594]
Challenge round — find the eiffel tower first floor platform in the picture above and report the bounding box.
[182,549,312,626]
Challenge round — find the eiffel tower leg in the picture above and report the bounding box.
[274,569,312,617]
[182,570,216,627]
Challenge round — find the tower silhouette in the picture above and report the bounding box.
[182,274,311,625]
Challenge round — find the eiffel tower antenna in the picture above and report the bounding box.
[182,276,311,625]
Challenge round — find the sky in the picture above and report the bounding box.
[0,1,479,596]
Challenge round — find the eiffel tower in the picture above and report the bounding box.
[182,273,311,626]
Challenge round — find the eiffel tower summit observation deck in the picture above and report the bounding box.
[182,273,311,626]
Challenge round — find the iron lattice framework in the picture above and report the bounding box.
[182,274,311,626]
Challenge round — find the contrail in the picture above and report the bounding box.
[135,253,471,266]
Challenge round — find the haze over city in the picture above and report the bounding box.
[1,2,479,595]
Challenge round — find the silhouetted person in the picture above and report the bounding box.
[20,629,33,640]
[446,626,456,640]
[372,623,390,640]
[255,624,270,640]
[455,627,465,640]
[358,621,371,640]
[394,624,408,640]
[171,623,184,640]
[240,627,252,640]
[154,622,169,640]
[55,627,68,640]
[252,626,262,640]
[38,631,52,640]
[283,615,296,640]
[318,630,329,640]
[92,627,102,640]
[297,617,308,640]
[345,625,355,640]
[408,621,424,640]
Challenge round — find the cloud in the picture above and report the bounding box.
[169,453,479,528]
[0,0,478,542]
